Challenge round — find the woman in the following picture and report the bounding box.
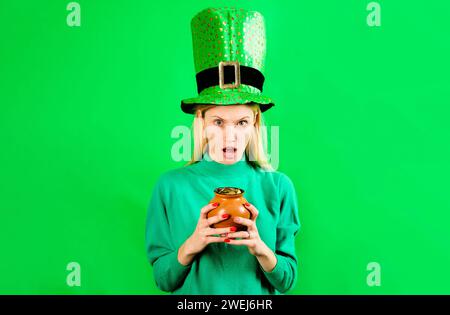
[145,7,301,295]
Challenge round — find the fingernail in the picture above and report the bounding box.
[234,217,241,222]
[230,226,237,232]
[245,202,250,207]
[222,214,229,219]
[224,239,230,243]
[212,202,219,207]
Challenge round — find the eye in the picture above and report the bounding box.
[213,119,223,126]
[237,120,248,127]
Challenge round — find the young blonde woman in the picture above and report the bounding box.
[145,7,301,295]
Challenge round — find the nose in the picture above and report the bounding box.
[223,125,237,144]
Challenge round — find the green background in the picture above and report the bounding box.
[1,0,449,294]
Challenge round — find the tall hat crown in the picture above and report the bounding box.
[181,7,275,114]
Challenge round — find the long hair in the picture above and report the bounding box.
[185,103,273,171]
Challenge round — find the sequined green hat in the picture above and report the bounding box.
[181,7,275,114]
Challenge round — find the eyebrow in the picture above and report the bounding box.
[210,115,250,121]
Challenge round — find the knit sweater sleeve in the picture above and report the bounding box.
[145,175,191,292]
[260,173,301,293]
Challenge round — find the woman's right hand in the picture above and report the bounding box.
[177,202,236,266]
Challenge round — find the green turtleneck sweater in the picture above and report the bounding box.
[145,152,301,295]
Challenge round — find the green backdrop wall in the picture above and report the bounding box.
[1,0,449,294]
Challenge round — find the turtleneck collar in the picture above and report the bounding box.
[194,150,255,178]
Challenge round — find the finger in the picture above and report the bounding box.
[206,213,230,226]
[200,202,219,219]
[243,202,259,220]
[208,233,222,237]
[209,234,227,238]
[206,236,228,244]
[226,231,250,239]
[233,216,255,228]
[207,226,236,235]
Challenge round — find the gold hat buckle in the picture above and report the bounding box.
[218,61,241,89]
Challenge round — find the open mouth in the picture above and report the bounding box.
[222,146,237,159]
[222,147,237,153]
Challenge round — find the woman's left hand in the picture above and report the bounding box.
[224,202,270,257]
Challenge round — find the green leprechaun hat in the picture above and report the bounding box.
[181,7,275,114]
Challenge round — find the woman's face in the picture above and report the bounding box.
[202,105,256,164]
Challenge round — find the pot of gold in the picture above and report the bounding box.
[207,187,251,231]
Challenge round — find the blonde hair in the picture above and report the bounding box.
[185,103,273,171]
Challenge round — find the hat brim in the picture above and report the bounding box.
[181,91,274,114]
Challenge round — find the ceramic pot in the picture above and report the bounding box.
[207,187,251,231]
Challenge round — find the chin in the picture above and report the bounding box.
[223,151,245,164]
